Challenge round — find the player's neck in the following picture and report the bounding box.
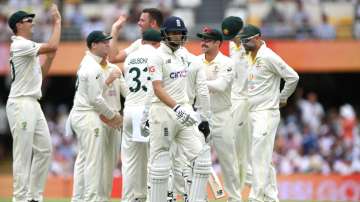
[16,31,31,40]
[205,49,218,62]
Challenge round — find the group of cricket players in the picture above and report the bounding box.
[6,3,299,202]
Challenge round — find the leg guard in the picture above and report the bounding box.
[149,151,171,202]
[167,169,175,202]
[183,164,192,199]
[189,145,212,202]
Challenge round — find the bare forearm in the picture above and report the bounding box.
[154,86,177,108]
[41,53,56,78]
[109,29,126,63]
[48,21,61,51]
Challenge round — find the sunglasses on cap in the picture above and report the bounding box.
[240,34,259,44]
[21,18,33,23]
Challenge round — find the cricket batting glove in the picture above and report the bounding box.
[198,121,210,140]
[173,104,197,126]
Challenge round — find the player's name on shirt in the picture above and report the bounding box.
[128,57,148,65]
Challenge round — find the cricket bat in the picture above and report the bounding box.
[208,168,225,199]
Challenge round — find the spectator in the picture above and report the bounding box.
[81,15,105,39]
[313,13,336,40]
[298,92,325,134]
[65,2,86,28]
[339,103,357,144]
[0,13,11,42]
[261,4,294,38]
[291,0,313,39]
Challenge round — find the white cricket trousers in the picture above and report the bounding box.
[211,108,242,202]
[248,109,280,202]
[121,106,149,202]
[6,97,52,202]
[231,99,252,189]
[149,103,204,169]
[70,110,119,202]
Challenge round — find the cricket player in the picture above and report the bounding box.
[168,48,211,202]
[6,5,61,202]
[222,16,253,189]
[70,35,128,202]
[109,8,163,65]
[197,27,242,202]
[120,29,162,202]
[147,16,211,202]
[68,31,123,202]
[238,25,299,202]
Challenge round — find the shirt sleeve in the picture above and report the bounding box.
[267,54,299,103]
[12,40,41,57]
[124,39,142,56]
[87,69,116,119]
[118,71,129,97]
[206,60,234,92]
[191,61,211,122]
[148,53,163,81]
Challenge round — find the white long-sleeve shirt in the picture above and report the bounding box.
[72,51,117,119]
[229,41,249,102]
[183,48,211,122]
[102,64,128,112]
[200,51,234,113]
[247,42,299,112]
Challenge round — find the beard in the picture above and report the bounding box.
[243,43,256,52]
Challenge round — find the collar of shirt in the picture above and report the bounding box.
[159,43,182,55]
[253,41,268,61]
[200,51,224,65]
[86,51,108,69]
[11,35,27,42]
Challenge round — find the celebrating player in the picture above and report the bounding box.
[6,4,61,202]
[68,31,123,202]
[196,27,242,202]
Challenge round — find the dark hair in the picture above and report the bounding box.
[142,8,163,27]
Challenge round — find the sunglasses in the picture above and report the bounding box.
[240,34,259,44]
[21,18,33,23]
[201,38,214,43]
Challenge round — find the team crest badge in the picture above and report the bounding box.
[223,29,229,35]
[21,121,27,130]
[94,128,99,137]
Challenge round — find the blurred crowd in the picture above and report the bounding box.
[1,90,358,176]
[0,0,359,42]
[274,90,360,175]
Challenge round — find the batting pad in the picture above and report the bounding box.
[189,145,212,202]
[149,151,171,202]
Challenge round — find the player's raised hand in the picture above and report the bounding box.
[112,15,127,31]
[105,67,122,85]
[49,4,61,24]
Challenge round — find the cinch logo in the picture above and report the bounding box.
[170,70,187,79]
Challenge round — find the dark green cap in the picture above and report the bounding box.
[86,31,112,48]
[8,10,35,31]
[238,24,261,39]
[142,28,161,42]
[196,27,223,41]
[221,16,243,40]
